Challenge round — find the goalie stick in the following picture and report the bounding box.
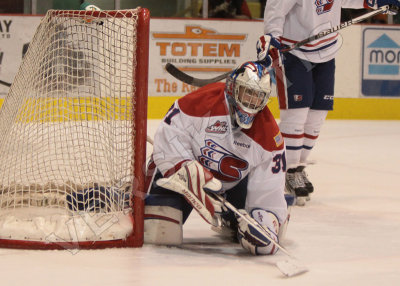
[212,194,308,277]
[166,5,393,87]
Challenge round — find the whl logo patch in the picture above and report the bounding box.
[205,120,228,134]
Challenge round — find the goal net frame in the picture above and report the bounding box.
[0,8,150,249]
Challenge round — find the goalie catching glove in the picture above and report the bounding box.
[156,160,226,226]
[237,209,280,255]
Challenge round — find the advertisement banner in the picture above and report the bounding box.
[1,17,263,99]
[0,16,42,97]
[149,19,263,97]
[361,27,400,97]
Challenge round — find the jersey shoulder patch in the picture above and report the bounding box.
[177,82,229,117]
[242,107,284,152]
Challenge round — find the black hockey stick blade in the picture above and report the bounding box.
[0,80,11,87]
[165,63,231,87]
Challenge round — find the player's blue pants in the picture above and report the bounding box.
[277,53,335,110]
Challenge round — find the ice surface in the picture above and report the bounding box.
[0,119,399,286]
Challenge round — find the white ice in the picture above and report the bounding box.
[1,119,399,286]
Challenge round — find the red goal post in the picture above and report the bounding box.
[0,8,150,249]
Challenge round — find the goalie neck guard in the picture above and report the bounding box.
[225,62,271,129]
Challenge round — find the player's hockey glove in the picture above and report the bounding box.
[369,0,400,14]
[237,209,280,255]
[156,160,227,227]
[256,34,282,68]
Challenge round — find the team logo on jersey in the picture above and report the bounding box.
[315,0,334,15]
[198,139,248,182]
[293,94,303,102]
[205,120,228,134]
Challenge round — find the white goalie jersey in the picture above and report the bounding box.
[152,82,288,224]
[264,0,369,63]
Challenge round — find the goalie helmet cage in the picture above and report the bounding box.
[0,8,150,249]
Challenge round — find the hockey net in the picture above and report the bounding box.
[0,8,149,249]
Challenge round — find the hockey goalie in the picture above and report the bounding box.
[144,61,291,255]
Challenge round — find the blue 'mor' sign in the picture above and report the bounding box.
[362,27,400,96]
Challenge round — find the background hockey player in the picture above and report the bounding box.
[144,62,289,255]
[256,0,400,206]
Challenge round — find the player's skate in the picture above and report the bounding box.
[296,166,313,201]
[285,168,308,206]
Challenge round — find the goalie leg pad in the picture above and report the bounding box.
[237,209,280,255]
[144,194,183,245]
[156,160,225,227]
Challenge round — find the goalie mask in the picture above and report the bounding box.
[225,62,272,129]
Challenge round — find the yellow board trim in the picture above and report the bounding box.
[147,97,400,120]
[0,97,398,121]
[147,96,180,119]
[0,97,132,122]
[328,98,400,120]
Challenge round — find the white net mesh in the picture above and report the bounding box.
[0,9,143,243]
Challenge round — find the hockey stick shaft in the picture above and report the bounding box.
[282,5,391,53]
[166,5,391,87]
[0,80,11,87]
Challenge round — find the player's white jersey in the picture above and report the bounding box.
[152,82,288,223]
[264,0,367,63]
